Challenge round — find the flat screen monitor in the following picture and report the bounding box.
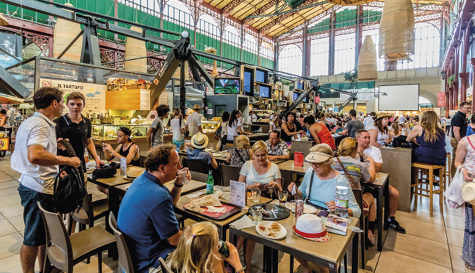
[259,84,271,99]
[255,68,269,84]
[214,77,240,94]
[296,80,304,90]
[293,92,300,101]
[302,94,309,103]
[242,67,254,96]
[378,84,419,111]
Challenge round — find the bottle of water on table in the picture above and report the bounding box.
[335,175,349,218]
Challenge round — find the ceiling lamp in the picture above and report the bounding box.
[125,26,147,73]
[53,3,82,62]
[358,35,377,81]
[379,0,415,61]
[205,46,218,78]
[326,0,376,5]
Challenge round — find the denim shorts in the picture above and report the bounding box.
[18,184,55,247]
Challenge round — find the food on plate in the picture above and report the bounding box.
[259,226,266,232]
[189,194,222,208]
[271,223,281,232]
[262,210,271,217]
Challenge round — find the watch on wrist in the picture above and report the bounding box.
[174,182,184,188]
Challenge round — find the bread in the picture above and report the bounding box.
[190,194,222,207]
[271,223,281,232]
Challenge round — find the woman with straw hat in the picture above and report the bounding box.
[368,112,392,148]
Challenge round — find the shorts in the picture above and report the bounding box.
[18,183,56,247]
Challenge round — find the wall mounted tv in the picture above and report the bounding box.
[241,65,255,96]
[293,92,300,101]
[255,67,269,84]
[214,77,241,94]
[296,80,304,90]
[293,92,309,103]
[259,84,272,99]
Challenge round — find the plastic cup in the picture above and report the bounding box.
[178,169,190,185]
[251,208,263,224]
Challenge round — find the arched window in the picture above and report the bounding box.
[334,33,356,74]
[244,34,258,55]
[163,0,193,28]
[198,14,219,38]
[310,37,329,76]
[260,42,274,60]
[398,23,441,69]
[223,25,240,47]
[279,45,302,76]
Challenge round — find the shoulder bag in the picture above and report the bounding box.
[336,157,360,190]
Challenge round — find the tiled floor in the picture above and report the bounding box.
[0,154,465,273]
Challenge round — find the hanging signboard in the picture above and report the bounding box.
[0,32,22,68]
[437,92,446,107]
[40,79,107,114]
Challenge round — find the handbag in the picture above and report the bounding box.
[92,162,118,180]
[336,157,360,190]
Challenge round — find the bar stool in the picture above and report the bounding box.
[445,152,452,190]
[411,162,445,216]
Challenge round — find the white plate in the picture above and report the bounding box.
[255,221,287,240]
[285,203,318,214]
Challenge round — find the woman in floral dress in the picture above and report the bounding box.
[455,133,475,270]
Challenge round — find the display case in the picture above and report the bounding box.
[91,124,148,140]
[201,121,220,133]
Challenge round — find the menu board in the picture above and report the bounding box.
[230,180,246,207]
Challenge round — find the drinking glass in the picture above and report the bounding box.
[178,169,190,185]
[278,191,288,206]
[251,208,263,224]
[251,189,261,203]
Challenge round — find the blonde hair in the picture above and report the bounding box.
[236,135,250,149]
[252,140,268,154]
[169,222,220,273]
[420,111,443,143]
[337,137,358,156]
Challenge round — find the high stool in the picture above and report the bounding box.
[445,152,452,190]
[411,162,445,216]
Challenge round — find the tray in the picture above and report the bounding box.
[249,204,291,221]
[183,201,242,220]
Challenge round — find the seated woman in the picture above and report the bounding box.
[407,110,446,166]
[269,115,283,132]
[238,140,282,272]
[332,137,378,246]
[287,144,360,273]
[368,112,392,148]
[185,132,218,170]
[226,135,253,168]
[168,222,245,273]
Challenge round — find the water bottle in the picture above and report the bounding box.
[335,175,349,218]
[206,170,214,194]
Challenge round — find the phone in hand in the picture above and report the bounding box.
[317,210,330,217]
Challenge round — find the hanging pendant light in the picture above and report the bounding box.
[124,26,147,73]
[327,0,375,5]
[0,13,9,26]
[379,0,415,61]
[205,46,218,78]
[358,35,377,81]
[53,3,83,62]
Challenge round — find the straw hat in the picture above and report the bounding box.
[305,144,334,163]
[462,182,475,206]
[375,112,389,120]
[127,166,143,178]
[193,104,201,110]
[191,132,209,149]
[292,214,330,242]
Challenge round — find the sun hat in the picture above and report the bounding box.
[375,112,389,120]
[191,132,209,149]
[462,182,475,206]
[127,166,143,178]
[292,214,330,242]
[305,144,334,163]
[193,104,201,110]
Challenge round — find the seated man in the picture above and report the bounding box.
[265,130,290,161]
[185,132,218,170]
[118,144,189,273]
[355,129,406,234]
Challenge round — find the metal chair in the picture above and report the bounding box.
[221,164,241,186]
[109,214,135,273]
[183,158,209,174]
[38,202,115,273]
[69,193,109,234]
[190,171,208,182]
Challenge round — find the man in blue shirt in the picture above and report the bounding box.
[185,132,218,170]
[118,144,189,273]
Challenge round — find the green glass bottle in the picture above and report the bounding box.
[206,170,214,194]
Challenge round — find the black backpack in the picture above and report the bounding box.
[53,140,86,214]
[392,135,411,148]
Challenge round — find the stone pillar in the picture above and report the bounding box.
[471,58,475,110]
[459,72,469,102]
[448,85,453,111]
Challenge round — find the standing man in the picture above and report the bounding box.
[451,101,470,175]
[54,92,103,170]
[364,112,376,130]
[147,104,170,148]
[355,129,406,234]
[339,109,365,138]
[250,111,258,123]
[11,87,81,273]
[398,114,407,124]
[118,144,189,273]
[185,104,203,138]
[265,130,290,161]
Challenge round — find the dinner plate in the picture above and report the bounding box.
[255,221,287,240]
[285,203,318,214]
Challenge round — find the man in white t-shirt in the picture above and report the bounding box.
[355,129,406,234]
[185,104,203,137]
[363,112,375,130]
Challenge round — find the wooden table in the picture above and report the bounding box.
[87,172,133,189]
[229,212,359,273]
[362,172,389,251]
[109,179,207,217]
[277,160,311,190]
[174,194,272,240]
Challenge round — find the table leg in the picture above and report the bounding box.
[108,187,121,218]
[352,231,358,273]
[377,187,383,252]
[218,226,226,240]
[271,248,278,273]
[384,180,390,231]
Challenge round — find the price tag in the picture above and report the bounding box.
[230,180,246,208]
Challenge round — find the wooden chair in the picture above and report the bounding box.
[109,214,134,273]
[445,152,452,190]
[38,202,115,273]
[411,162,445,216]
[221,164,241,186]
[69,193,109,234]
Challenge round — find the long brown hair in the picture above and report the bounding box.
[374,118,389,135]
[420,111,443,143]
[391,123,400,136]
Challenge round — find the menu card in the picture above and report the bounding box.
[294,152,304,167]
[229,180,246,207]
